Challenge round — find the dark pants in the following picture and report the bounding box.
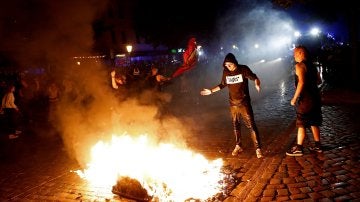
[3,108,19,134]
[230,104,261,149]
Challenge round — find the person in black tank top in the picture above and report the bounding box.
[286,46,323,156]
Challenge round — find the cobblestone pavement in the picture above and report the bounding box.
[0,74,359,202]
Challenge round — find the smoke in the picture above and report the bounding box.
[55,81,191,167]
[1,0,196,168]
[0,0,108,68]
[196,0,296,98]
[0,0,297,166]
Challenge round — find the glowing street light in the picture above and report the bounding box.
[126,45,133,53]
[126,45,132,66]
[310,27,320,37]
[294,31,301,38]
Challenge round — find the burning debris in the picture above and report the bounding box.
[75,134,230,201]
[112,176,152,202]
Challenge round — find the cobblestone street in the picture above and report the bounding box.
[0,73,359,201]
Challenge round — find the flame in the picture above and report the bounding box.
[75,133,225,201]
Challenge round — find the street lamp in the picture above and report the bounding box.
[126,45,132,66]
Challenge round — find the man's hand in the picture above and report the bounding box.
[200,88,212,96]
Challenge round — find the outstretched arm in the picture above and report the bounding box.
[255,78,261,92]
[200,86,220,96]
[111,70,119,89]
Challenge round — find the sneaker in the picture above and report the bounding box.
[309,146,323,153]
[232,145,243,156]
[8,134,19,139]
[286,145,303,156]
[256,148,264,158]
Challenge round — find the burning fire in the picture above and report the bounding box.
[75,133,226,201]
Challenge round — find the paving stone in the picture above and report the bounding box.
[275,195,290,201]
[299,187,312,194]
[312,185,329,192]
[331,182,348,188]
[318,198,334,202]
[260,196,274,201]
[287,182,308,188]
[276,188,289,196]
[249,182,266,197]
[336,174,350,182]
[319,190,337,198]
[334,195,353,201]
[282,177,296,184]
[308,191,323,200]
[289,193,308,200]
[288,187,301,194]
[269,178,281,185]
[266,184,286,189]
[332,187,350,195]
[263,189,275,197]
[349,191,360,199]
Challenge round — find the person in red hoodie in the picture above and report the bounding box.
[200,53,264,159]
[171,37,198,78]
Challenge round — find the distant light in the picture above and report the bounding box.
[254,44,259,49]
[115,54,126,57]
[232,45,238,50]
[77,61,81,65]
[126,45,133,53]
[197,45,203,56]
[73,55,106,59]
[294,31,301,38]
[310,27,320,36]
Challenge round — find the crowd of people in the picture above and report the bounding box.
[0,44,325,159]
[0,60,179,140]
[0,71,76,139]
[111,62,172,93]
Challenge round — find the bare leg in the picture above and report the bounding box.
[297,127,306,145]
[310,126,321,142]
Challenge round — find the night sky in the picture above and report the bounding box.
[0,0,356,67]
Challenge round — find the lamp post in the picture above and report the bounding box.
[126,45,132,67]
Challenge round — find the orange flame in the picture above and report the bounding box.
[75,134,225,201]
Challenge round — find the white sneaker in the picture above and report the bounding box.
[232,145,243,156]
[256,148,264,158]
